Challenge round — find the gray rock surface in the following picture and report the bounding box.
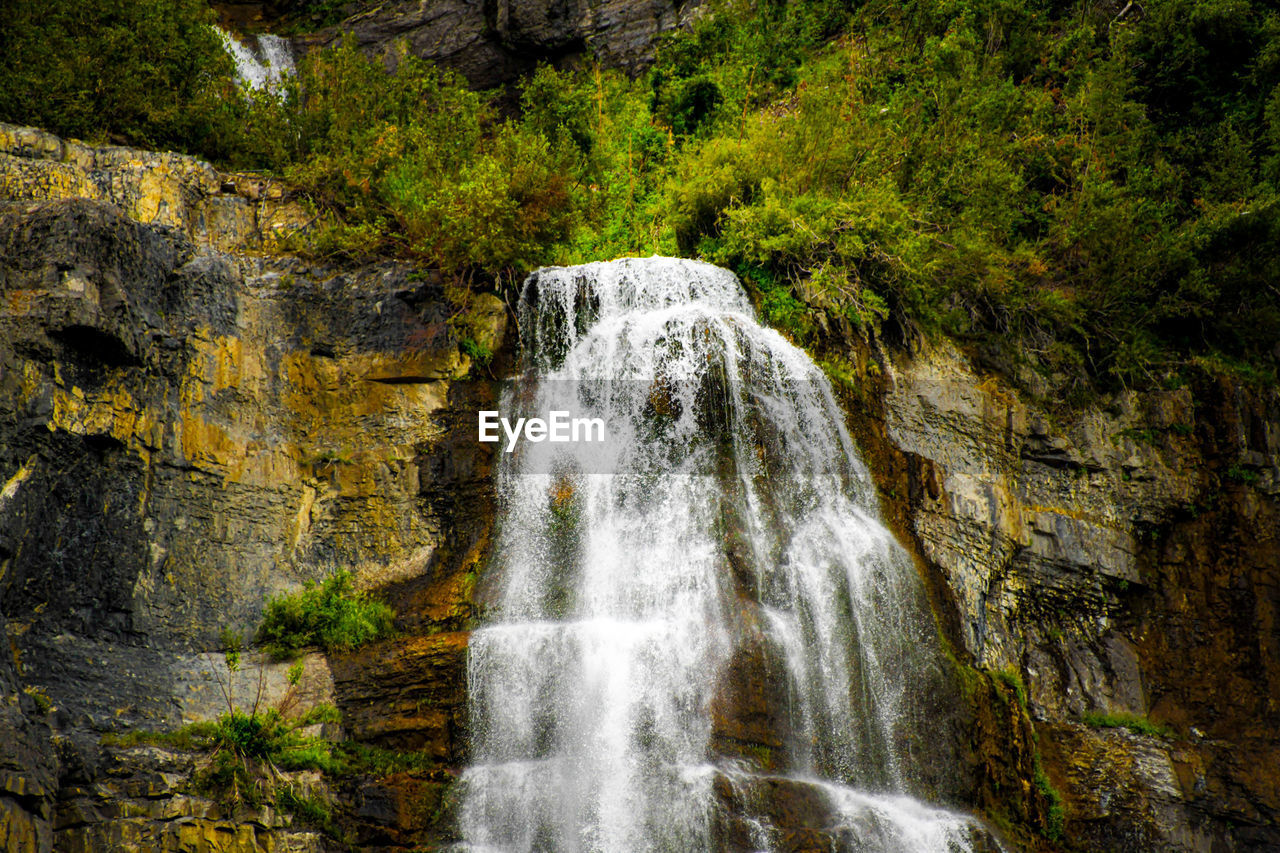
[296,0,702,89]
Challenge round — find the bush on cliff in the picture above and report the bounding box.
[257,569,395,658]
[103,649,344,829]
[212,41,582,275]
[2,0,1276,388]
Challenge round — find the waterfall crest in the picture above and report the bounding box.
[459,257,992,852]
[216,27,295,92]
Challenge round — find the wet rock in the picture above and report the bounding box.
[330,633,469,761]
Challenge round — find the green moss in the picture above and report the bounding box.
[991,667,1029,712]
[102,721,222,751]
[339,742,439,777]
[745,743,775,770]
[1114,427,1160,447]
[459,336,494,367]
[1225,464,1260,485]
[1081,710,1176,739]
[22,685,52,714]
[275,785,338,834]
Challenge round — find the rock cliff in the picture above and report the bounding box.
[216,0,701,90]
[831,333,1280,851]
[0,122,502,850]
[1,120,1278,852]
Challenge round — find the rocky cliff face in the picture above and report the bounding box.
[217,0,701,90]
[0,122,502,850]
[313,0,700,88]
[831,334,1280,851]
[1,120,1278,852]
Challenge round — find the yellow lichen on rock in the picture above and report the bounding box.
[0,122,309,253]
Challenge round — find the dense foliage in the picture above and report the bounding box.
[3,0,1278,388]
[0,0,239,152]
[636,0,1280,386]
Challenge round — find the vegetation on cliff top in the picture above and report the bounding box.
[2,0,1278,389]
[0,0,239,154]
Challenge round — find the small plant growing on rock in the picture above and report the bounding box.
[1225,464,1260,486]
[991,667,1029,712]
[194,632,344,809]
[257,569,396,659]
[105,636,345,829]
[305,447,354,468]
[1033,759,1066,841]
[1081,710,1175,739]
[460,335,494,367]
[22,685,53,714]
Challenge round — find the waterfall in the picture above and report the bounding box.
[216,27,295,91]
[458,258,993,852]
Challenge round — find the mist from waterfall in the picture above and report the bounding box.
[457,257,990,852]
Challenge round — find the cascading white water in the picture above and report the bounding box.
[459,257,991,852]
[216,27,295,91]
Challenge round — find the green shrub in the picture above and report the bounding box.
[339,742,438,776]
[0,0,291,167]
[642,0,1280,385]
[104,650,344,816]
[1225,463,1261,485]
[4,0,1277,387]
[991,667,1029,712]
[459,336,494,367]
[275,785,338,834]
[188,702,342,806]
[257,569,395,658]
